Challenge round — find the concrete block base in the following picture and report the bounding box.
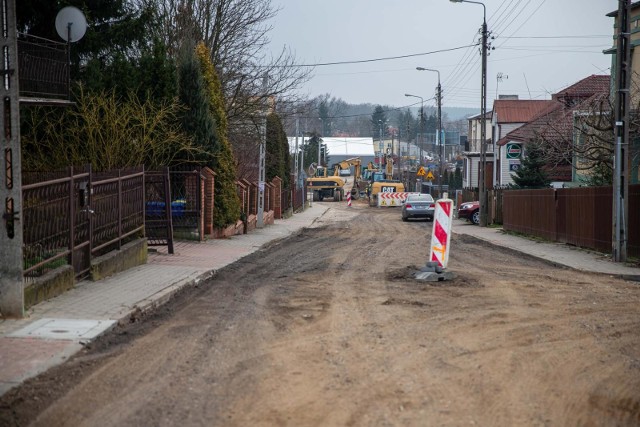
[24,265,75,310]
[90,238,147,281]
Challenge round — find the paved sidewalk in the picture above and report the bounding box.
[0,204,329,396]
[452,219,640,279]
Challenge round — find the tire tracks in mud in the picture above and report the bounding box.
[4,201,640,427]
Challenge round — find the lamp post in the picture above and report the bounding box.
[416,67,442,196]
[450,0,488,226]
[404,93,424,168]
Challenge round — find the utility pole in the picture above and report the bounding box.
[418,68,443,196]
[613,0,630,262]
[257,75,267,229]
[479,6,488,227]
[294,117,299,187]
[437,82,443,197]
[300,130,305,208]
[419,105,424,165]
[317,118,323,168]
[378,120,383,168]
[450,0,489,225]
[0,0,24,317]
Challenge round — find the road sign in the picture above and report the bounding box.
[417,166,426,176]
[426,171,435,181]
[430,198,453,268]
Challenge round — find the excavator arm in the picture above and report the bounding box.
[385,155,394,177]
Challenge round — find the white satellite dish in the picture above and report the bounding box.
[55,6,87,43]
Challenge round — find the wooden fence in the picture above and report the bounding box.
[502,185,639,257]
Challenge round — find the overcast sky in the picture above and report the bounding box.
[267,0,616,111]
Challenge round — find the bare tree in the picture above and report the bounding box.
[530,94,612,181]
[531,80,640,186]
[135,0,312,178]
[136,0,310,118]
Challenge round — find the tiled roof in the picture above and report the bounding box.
[492,100,555,124]
[552,75,610,102]
[499,101,564,146]
[467,110,493,120]
[498,75,611,146]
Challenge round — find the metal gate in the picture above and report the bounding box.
[145,168,174,254]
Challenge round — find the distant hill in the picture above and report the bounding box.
[443,107,479,121]
[284,96,478,137]
[403,106,479,122]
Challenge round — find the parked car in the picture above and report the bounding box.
[458,201,480,225]
[401,193,435,222]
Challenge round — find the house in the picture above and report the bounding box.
[491,98,556,187]
[495,75,610,187]
[461,110,492,188]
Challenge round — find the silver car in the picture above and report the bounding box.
[401,193,435,222]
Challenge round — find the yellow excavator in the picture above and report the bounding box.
[368,155,405,207]
[332,157,363,200]
[306,163,344,202]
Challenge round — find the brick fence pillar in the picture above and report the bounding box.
[250,182,258,215]
[202,167,216,235]
[265,182,272,213]
[272,176,282,219]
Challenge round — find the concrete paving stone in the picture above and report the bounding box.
[451,219,640,278]
[25,265,205,321]
[9,318,116,341]
[0,337,82,396]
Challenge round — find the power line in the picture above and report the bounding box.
[495,0,547,49]
[494,1,543,48]
[500,47,605,53]
[500,35,610,39]
[504,44,609,48]
[492,0,527,34]
[286,45,477,68]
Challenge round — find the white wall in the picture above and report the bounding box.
[493,123,524,186]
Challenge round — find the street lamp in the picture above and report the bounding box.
[416,67,442,197]
[404,93,424,168]
[450,0,488,226]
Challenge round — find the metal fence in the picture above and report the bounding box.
[18,33,69,100]
[22,165,145,280]
[292,187,304,211]
[145,168,174,253]
[281,187,291,214]
[169,167,204,239]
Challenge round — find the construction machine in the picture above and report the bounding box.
[332,157,364,200]
[306,163,345,202]
[367,155,405,207]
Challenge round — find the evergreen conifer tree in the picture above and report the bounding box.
[266,112,291,190]
[194,43,241,228]
[511,143,551,188]
[178,50,217,165]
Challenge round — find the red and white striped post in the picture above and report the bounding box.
[347,192,352,207]
[430,197,454,268]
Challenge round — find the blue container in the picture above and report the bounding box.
[146,201,165,216]
[171,200,186,218]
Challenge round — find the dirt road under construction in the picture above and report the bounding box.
[2,199,640,426]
